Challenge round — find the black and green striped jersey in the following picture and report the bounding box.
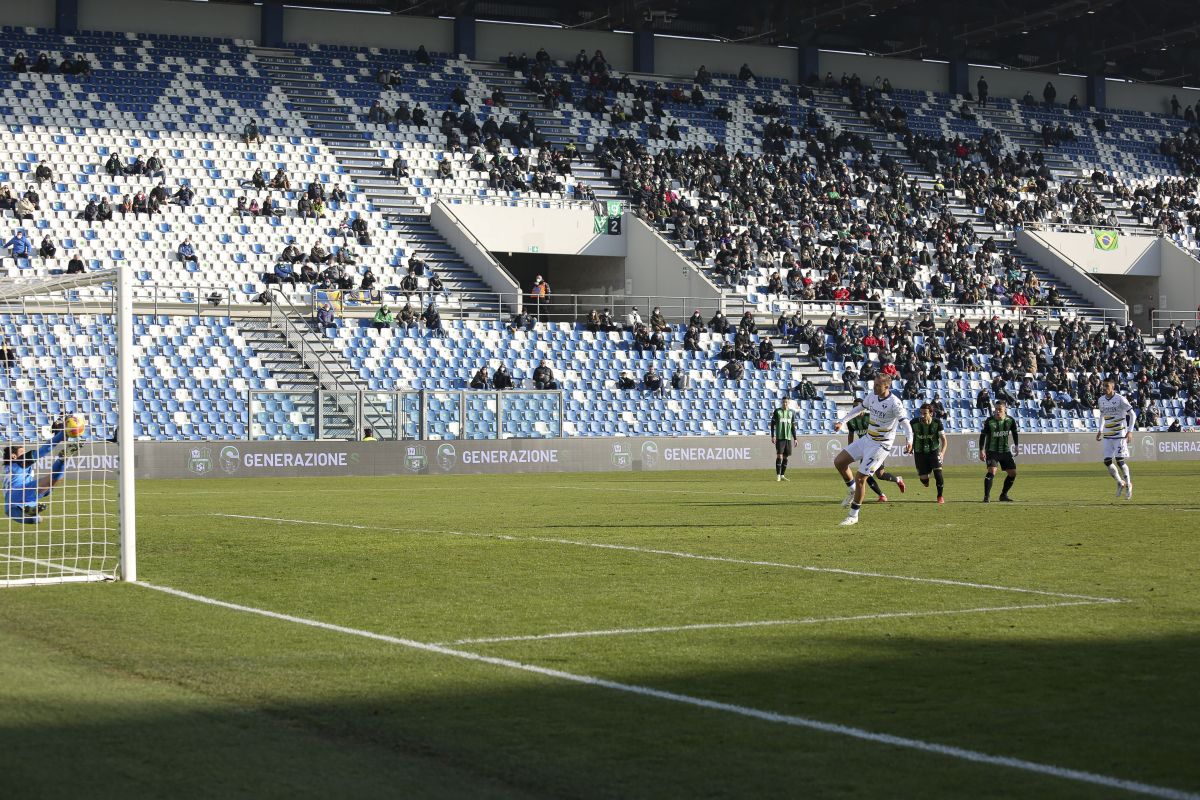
[910,419,944,454]
[770,408,796,440]
[847,413,870,436]
[979,415,1019,454]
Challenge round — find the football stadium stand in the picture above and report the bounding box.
[3,22,1200,442]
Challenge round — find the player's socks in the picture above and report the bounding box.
[875,471,899,484]
[1000,474,1015,499]
[839,502,861,526]
[780,463,787,476]
[1119,463,1131,490]
[920,476,930,487]
[933,468,944,499]
[866,476,884,497]
[983,473,994,501]
[1106,463,1123,485]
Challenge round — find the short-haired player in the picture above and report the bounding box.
[911,403,947,503]
[1097,378,1135,499]
[770,396,798,481]
[833,374,912,526]
[845,395,905,502]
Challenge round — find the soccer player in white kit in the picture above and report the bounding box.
[833,373,912,526]
[1097,378,1135,499]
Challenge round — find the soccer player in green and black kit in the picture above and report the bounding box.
[846,396,905,501]
[911,403,947,503]
[770,397,798,481]
[979,400,1019,502]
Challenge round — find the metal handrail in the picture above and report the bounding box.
[1150,309,1200,334]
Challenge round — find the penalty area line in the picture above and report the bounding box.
[208,513,1127,604]
[134,580,1195,800]
[437,600,1117,646]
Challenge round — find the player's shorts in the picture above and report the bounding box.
[1102,438,1130,460]
[913,451,941,475]
[986,451,1017,471]
[775,439,793,456]
[846,436,890,476]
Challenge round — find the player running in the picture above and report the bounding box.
[980,400,1019,502]
[770,396,798,482]
[1097,378,1135,499]
[833,373,912,526]
[845,395,905,502]
[911,403,947,503]
[3,424,73,524]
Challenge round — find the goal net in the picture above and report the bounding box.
[0,269,135,586]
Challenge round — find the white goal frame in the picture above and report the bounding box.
[0,267,136,586]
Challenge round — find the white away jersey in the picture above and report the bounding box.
[1098,393,1134,439]
[843,392,911,449]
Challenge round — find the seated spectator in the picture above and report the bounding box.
[794,375,817,400]
[398,303,419,332]
[423,301,445,337]
[1040,394,1057,417]
[533,360,558,390]
[738,63,755,81]
[170,184,194,206]
[37,235,56,260]
[368,101,390,124]
[270,168,290,191]
[415,45,431,65]
[243,121,263,145]
[493,364,514,389]
[372,304,394,330]
[177,237,198,266]
[66,255,85,274]
[649,306,669,332]
[469,366,490,389]
[976,387,993,411]
[721,359,745,380]
[316,302,335,329]
[599,308,618,332]
[280,241,302,264]
[643,366,664,394]
[309,242,332,265]
[842,365,859,393]
[34,163,52,184]
[3,229,32,261]
[617,370,636,390]
[11,52,28,74]
[671,370,690,391]
[32,52,50,74]
[273,261,298,287]
[509,309,535,334]
[1168,419,1182,433]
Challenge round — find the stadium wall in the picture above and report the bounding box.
[77,0,258,41]
[429,201,522,305]
[625,215,723,321]
[816,51,949,93]
[1014,230,1129,314]
[282,8,452,52]
[444,204,626,257]
[110,432,1200,479]
[0,0,54,30]
[1104,80,1200,116]
[475,23,634,72]
[654,36,797,82]
[1033,231,1160,276]
[1158,241,1200,315]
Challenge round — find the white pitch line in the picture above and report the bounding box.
[544,483,841,500]
[438,600,1116,646]
[209,513,1126,603]
[134,580,1195,800]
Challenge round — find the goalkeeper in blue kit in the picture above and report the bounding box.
[3,424,74,524]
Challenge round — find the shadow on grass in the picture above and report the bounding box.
[3,629,1199,800]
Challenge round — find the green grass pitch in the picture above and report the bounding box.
[2,462,1199,799]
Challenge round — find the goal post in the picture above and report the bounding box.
[0,267,136,586]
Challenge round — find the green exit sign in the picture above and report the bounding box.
[529,246,539,253]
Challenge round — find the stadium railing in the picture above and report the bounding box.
[1150,309,1200,334]
[247,388,564,441]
